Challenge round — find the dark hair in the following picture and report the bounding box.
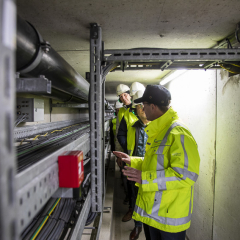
[156,105,168,113]
[155,100,171,113]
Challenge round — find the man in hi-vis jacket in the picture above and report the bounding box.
[114,85,200,240]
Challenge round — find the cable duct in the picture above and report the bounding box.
[16,15,89,103]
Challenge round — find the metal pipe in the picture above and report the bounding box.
[16,15,89,102]
[38,88,88,103]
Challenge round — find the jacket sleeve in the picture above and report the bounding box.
[117,117,128,153]
[130,156,144,171]
[141,133,200,192]
[115,115,124,152]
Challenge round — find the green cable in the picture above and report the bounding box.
[30,198,61,240]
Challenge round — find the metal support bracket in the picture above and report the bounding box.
[16,74,51,94]
[51,103,89,108]
[104,48,240,70]
[90,23,104,213]
[161,60,173,71]
[0,1,18,238]
[19,22,51,74]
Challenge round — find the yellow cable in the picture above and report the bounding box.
[229,63,240,68]
[219,64,240,74]
[31,198,61,240]
[51,123,80,133]
[20,139,25,146]
[32,135,40,141]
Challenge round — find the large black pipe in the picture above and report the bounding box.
[16,15,89,102]
[38,88,87,103]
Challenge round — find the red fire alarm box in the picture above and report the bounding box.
[58,151,84,188]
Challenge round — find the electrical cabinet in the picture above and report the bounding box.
[16,98,44,122]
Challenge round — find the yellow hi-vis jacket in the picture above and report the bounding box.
[123,108,138,130]
[130,107,200,233]
[118,107,127,124]
[127,120,150,156]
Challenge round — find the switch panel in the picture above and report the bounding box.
[16,98,44,122]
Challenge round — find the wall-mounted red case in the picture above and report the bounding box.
[58,150,84,188]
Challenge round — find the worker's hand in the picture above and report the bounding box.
[113,151,131,165]
[122,166,142,184]
[116,157,123,167]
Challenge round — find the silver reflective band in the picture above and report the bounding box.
[127,150,131,155]
[134,185,193,226]
[142,180,149,185]
[153,172,182,191]
[181,135,188,169]
[134,204,192,226]
[155,122,185,171]
[172,167,198,182]
[149,122,189,218]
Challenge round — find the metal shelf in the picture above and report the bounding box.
[105,48,240,62]
[16,133,90,234]
[14,118,89,139]
[70,191,91,240]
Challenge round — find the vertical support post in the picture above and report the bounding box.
[102,81,105,196]
[0,0,17,239]
[90,23,103,212]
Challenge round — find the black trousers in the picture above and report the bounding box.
[143,224,186,240]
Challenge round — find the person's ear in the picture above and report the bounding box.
[151,104,155,111]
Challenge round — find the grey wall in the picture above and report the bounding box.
[213,71,240,240]
[166,69,240,240]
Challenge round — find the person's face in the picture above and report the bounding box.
[136,104,147,120]
[119,92,131,105]
[143,102,154,121]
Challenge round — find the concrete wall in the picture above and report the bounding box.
[213,71,240,240]
[166,69,240,240]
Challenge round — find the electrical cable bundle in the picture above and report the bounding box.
[21,198,58,240]
[21,198,78,240]
[16,122,90,172]
[15,114,27,127]
[219,62,240,74]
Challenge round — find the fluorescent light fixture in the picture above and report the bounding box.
[160,70,187,85]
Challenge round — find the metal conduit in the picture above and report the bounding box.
[16,15,89,102]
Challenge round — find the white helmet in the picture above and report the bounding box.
[115,100,123,109]
[116,84,130,96]
[132,90,145,107]
[130,82,145,96]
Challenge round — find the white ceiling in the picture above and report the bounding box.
[17,0,240,101]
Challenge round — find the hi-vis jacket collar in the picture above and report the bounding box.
[145,107,178,138]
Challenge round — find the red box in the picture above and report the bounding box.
[58,151,84,188]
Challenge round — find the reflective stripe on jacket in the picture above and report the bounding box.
[130,107,200,233]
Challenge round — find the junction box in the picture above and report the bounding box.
[16,97,44,122]
[58,151,84,188]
